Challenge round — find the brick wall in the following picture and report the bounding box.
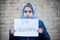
[0,0,60,40]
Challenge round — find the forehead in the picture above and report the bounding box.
[24,7,32,11]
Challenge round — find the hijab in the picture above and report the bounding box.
[20,3,37,19]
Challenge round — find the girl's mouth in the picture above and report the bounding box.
[26,16,30,18]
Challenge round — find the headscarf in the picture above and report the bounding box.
[20,3,37,19]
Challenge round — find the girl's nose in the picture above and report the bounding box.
[26,12,29,15]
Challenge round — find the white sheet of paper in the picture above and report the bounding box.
[14,19,39,37]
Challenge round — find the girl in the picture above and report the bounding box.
[9,3,50,40]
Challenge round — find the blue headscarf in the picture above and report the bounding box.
[20,3,37,19]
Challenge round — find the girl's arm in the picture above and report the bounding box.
[39,20,50,40]
[9,29,20,40]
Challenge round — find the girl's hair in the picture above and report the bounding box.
[23,3,33,14]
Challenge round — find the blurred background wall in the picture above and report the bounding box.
[0,0,60,40]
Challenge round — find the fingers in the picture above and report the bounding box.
[37,28,43,33]
[10,29,15,34]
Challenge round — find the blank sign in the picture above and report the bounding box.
[14,19,39,37]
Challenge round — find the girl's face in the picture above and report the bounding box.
[23,7,33,18]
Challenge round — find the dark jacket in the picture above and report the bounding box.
[9,20,50,40]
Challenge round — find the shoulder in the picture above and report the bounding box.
[38,19,45,27]
[38,19,46,29]
[39,19,44,24]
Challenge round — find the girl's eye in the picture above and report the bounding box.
[24,10,32,13]
[29,11,32,13]
[24,11,27,13]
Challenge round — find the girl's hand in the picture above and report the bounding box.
[37,28,43,33]
[10,29,15,34]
